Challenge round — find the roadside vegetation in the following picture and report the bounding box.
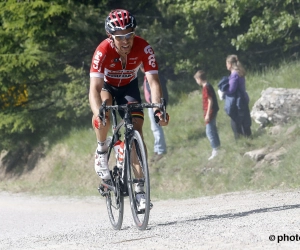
[1,1,300,200]
[1,60,300,200]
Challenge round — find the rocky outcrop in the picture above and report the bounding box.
[251,87,300,127]
[244,123,298,167]
[247,87,300,166]
[244,146,287,166]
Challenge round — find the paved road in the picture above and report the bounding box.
[1,189,300,249]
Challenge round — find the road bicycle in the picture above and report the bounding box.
[98,98,167,230]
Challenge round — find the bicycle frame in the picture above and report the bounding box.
[98,98,166,230]
[102,102,152,194]
[101,99,166,182]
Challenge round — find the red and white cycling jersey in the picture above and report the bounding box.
[90,36,159,87]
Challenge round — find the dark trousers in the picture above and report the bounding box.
[230,104,252,139]
[231,118,252,139]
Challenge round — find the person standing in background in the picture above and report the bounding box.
[224,55,252,139]
[194,70,220,160]
[141,65,168,163]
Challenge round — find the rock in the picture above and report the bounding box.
[251,87,300,127]
[267,125,283,135]
[285,124,297,136]
[263,147,287,163]
[244,147,268,161]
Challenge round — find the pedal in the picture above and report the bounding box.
[98,186,108,197]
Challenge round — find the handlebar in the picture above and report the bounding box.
[99,98,167,126]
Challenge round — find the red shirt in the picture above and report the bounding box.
[202,85,210,116]
[202,83,219,124]
[90,36,159,87]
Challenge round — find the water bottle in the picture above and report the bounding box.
[113,140,124,169]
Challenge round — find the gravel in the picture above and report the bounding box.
[1,189,300,249]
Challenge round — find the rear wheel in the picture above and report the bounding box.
[106,168,124,230]
[127,130,150,230]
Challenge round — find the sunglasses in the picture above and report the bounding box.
[112,32,135,41]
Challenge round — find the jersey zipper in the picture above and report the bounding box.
[118,55,127,87]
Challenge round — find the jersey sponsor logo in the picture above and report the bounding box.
[148,54,156,67]
[106,69,135,79]
[144,45,156,68]
[110,64,116,67]
[107,73,134,78]
[93,51,102,69]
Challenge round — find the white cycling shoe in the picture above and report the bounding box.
[136,193,146,211]
[95,150,110,180]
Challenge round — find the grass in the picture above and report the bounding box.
[1,60,300,199]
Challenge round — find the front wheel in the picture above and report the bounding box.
[126,130,150,230]
[106,169,124,230]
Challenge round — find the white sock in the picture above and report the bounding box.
[97,140,108,153]
[135,183,144,193]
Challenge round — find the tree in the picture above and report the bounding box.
[0,0,107,151]
[1,0,300,155]
[138,0,235,98]
[153,0,300,75]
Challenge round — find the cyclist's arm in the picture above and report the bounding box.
[146,73,169,126]
[89,77,104,117]
[145,73,162,107]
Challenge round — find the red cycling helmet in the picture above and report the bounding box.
[105,9,137,34]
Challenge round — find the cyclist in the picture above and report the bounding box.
[89,9,169,210]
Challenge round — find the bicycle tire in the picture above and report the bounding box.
[126,130,150,230]
[106,169,124,230]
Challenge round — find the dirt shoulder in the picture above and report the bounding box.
[1,189,300,249]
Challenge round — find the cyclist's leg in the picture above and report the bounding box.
[98,89,112,140]
[124,79,152,216]
[132,116,144,139]
[107,80,145,179]
[123,78,146,179]
[93,87,113,180]
[127,130,151,229]
[131,117,146,175]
